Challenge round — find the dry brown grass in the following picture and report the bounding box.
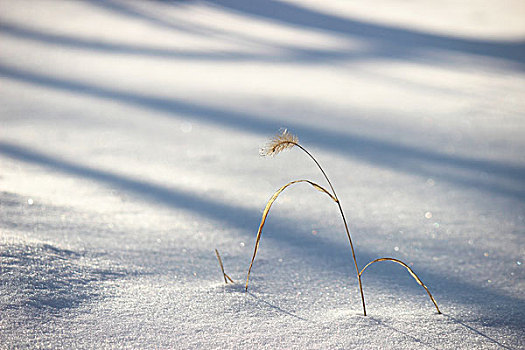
[245,179,337,291]
[215,249,234,284]
[245,129,441,316]
[359,258,441,314]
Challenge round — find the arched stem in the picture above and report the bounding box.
[245,180,337,291]
[359,258,441,314]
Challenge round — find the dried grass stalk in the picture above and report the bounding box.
[359,257,441,314]
[247,129,440,316]
[245,180,337,291]
[249,129,367,315]
[215,249,234,284]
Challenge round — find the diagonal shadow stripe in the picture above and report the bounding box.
[0,21,393,64]
[0,22,258,61]
[207,0,525,67]
[1,140,524,331]
[1,64,524,202]
[88,0,525,67]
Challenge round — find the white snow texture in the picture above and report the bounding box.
[1,0,524,349]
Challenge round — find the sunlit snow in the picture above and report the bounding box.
[1,0,524,348]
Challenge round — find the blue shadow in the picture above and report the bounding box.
[1,141,524,331]
[1,64,524,202]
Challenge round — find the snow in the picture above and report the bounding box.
[1,0,524,348]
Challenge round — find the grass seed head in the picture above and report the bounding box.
[261,128,298,156]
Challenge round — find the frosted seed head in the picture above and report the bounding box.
[261,128,298,156]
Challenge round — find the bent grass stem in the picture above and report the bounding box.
[247,129,440,316]
[359,258,441,314]
[295,143,367,316]
[215,249,234,284]
[245,180,337,290]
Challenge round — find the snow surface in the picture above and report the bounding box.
[1,0,524,348]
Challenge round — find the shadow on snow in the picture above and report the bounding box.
[1,0,524,67]
[1,141,524,332]
[1,65,524,203]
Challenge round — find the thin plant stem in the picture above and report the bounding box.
[359,257,441,314]
[294,143,367,316]
[245,180,337,291]
[251,130,440,316]
[215,249,234,284]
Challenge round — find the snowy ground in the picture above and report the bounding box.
[1,0,524,348]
